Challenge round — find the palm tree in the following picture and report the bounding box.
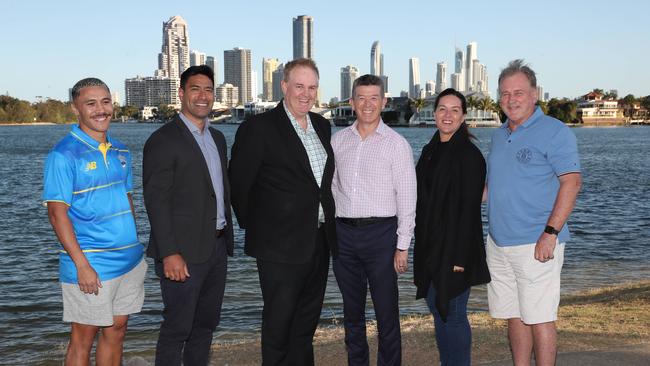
[466,96,479,110]
[412,98,426,121]
[478,96,494,112]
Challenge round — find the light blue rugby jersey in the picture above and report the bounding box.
[42,124,144,284]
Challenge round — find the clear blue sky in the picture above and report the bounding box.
[3,0,648,104]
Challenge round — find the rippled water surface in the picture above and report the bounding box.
[0,124,648,364]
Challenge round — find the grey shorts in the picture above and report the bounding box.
[62,258,147,326]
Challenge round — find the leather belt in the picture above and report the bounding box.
[338,216,395,227]
[215,227,226,238]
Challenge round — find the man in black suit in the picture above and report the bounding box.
[143,65,234,366]
[230,58,337,365]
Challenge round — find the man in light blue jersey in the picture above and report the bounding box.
[486,60,581,366]
[43,78,146,366]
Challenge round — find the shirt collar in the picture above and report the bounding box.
[350,118,387,138]
[283,100,314,133]
[179,112,209,134]
[70,124,111,150]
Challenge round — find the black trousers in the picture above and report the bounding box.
[256,227,329,366]
[154,236,228,366]
[333,217,401,366]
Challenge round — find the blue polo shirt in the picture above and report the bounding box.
[42,125,143,283]
[487,107,580,246]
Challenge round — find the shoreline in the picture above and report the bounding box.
[202,280,650,365]
[0,122,59,126]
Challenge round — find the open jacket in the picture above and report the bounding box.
[413,130,490,321]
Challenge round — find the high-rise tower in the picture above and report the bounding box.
[436,62,447,94]
[190,50,206,67]
[340,65,359,101]
[293,15,313,59]
[454,47,465,92]
[262,58,280,101]
[465,41,477,91]
[206,56,219,85]
[224,47,252,104]
[158,15,190,80]
[409,57,421,98]
[370,41,382,76]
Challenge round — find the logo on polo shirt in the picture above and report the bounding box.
[516,148,532,164]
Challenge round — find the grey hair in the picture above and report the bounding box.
[352,74,385,99]
[71,78,110,100]
[497,59,536,94]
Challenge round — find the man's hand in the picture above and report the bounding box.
[163,254,190,282]
[394,250,408,274]
[76,263,101,295]
[453,265,465,272]
[535,232,557,263]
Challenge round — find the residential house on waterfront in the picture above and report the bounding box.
[577,91,626,125]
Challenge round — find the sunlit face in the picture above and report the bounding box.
[350,85,386,126]
[499,72,537,126]
[179,74,214,126]
[281,66,318,120]
[435,95,465,142]
[72,86,113,142]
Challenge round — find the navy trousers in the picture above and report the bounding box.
[333,217,402,366]
[154,236,227,366]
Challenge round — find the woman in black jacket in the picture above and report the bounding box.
[413,88,490,365]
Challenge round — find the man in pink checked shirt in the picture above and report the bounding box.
[331,74,417,366]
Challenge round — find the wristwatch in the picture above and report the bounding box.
[544,225,560,236]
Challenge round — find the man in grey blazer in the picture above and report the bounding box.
[143,65,234,366]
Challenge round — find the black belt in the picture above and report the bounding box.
[215,227,226,238]
[337,216,395,227]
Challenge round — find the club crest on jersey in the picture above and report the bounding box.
[118,155,127,168]
[84,161,97,171]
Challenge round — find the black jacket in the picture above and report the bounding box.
[143,115,234,262]
[229,101,337,263]
[413,130,490,320]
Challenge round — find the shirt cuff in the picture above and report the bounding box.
[396,236,411,251]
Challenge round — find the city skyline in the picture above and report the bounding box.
[3,0,649,104]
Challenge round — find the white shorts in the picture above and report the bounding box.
[486,235,564,324]
[62,258,147,326]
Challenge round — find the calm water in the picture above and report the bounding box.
[0,123,648,364]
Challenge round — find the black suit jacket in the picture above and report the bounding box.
[229,101,337,264]
[143,114,234,263]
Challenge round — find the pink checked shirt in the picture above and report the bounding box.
[331,120,417,250]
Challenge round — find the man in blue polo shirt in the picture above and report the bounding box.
[43,78,146,365]
[486,60,581,366]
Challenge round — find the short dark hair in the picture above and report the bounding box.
[434,88,475,141]
[180,65,214,90]
[71,78,110,101]
[283,58,319,82]
[351,74,384,99]
[434,88,467,114]
[498,59,537,96]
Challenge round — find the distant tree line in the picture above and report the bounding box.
[0,95,176,123]
[0,95,75,123]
